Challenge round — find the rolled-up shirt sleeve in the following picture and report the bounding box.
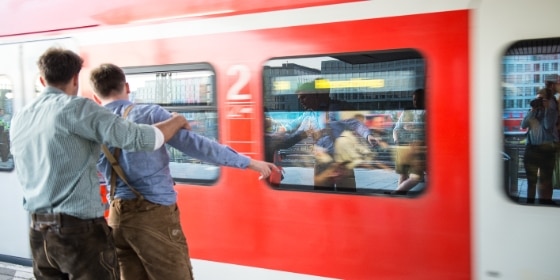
[70,98,157,151]
[152,126,164,150]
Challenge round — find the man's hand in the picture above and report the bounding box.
[366,134,378,146]
[154,113,190,143]
[170,112,191,130]
[248,159,279,180]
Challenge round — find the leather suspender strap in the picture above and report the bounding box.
[101,105,143,201]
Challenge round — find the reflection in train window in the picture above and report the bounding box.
[124,64,218,184]
[0,75,14,171]
[502,38,560,206]
[262,50,426,195]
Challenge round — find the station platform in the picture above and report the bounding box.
[0,259,339,280]
[0,261,32,280]
[0,174,558,280]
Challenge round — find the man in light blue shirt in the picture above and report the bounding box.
[9,47,189,280]
[90,63,277,280]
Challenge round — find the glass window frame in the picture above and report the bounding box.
[123,63,220,185]
[502,37,560,207]
[262,49,427,197]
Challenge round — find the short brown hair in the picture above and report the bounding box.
[89,63,126,98]
[37,47,83,86]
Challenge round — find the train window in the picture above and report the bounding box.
[0,75,14,171]
[123,64,218,184]
[502,38,560,206]
[262,49,427,195]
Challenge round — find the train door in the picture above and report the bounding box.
[0,38,78,262]
[0,43,28,261]
[475,0,560,279]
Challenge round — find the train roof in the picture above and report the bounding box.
[0,0,363,37]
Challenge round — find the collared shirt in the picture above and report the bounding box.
[283,100,353,132]
[282,100,371,155]
[521,107,557,145]
[393,109,426,145]
[9,87,157,219]
[98,100,251,205]
[316,118,371,155]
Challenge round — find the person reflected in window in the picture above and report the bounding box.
[282,79,377,192]
[544,74,559,101]
[0,108,10,123]
[522,88,558,204]
[547,74,560,192]
[264,111,316,186]
[357,114,391,170]
[264,110,314,163]
[365,114,391,150]
[0,109,9,162]
[392,88,426,194]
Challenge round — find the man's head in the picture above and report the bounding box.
[90,63,129,102]
[537,87,553,100]
[545,74,559,93]
[412,88,425,109]
[264,115,273,132]
[37,47,83,95]
[530,96,545,110]
[296,79,330,111]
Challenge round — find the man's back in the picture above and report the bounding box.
[98,101,176,205]
[10,88,108,218]
[11,87,158,219]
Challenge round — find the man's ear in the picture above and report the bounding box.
[39,76,46,87]
[125,82,130,94]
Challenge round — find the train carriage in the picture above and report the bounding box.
[0,0,559,279]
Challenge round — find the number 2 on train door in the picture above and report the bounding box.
[226,64,253,118]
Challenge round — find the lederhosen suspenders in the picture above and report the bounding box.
[101,105,144,201]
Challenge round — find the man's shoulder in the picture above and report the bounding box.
[140,104,169,117]
[130,103,170,123]
[134,103,164,111]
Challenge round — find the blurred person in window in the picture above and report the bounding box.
[282,79,377,191]
[546,74,560,191]
[9,47,189,280]
[0,109,9,162]
[264,110,316,186]
[91,63,277,280]
[264,108,287,134]
[0,108,10,123]
[366,114,391,149]
[523,88,558,204]
[357,114,391,170]
[264,110,314,163]
[392,89,426,194]
[544,74,559,101]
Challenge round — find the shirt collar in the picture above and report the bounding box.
[43,86,66,95]
[104,100,133,110]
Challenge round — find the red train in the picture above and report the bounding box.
[0,1,559,279]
